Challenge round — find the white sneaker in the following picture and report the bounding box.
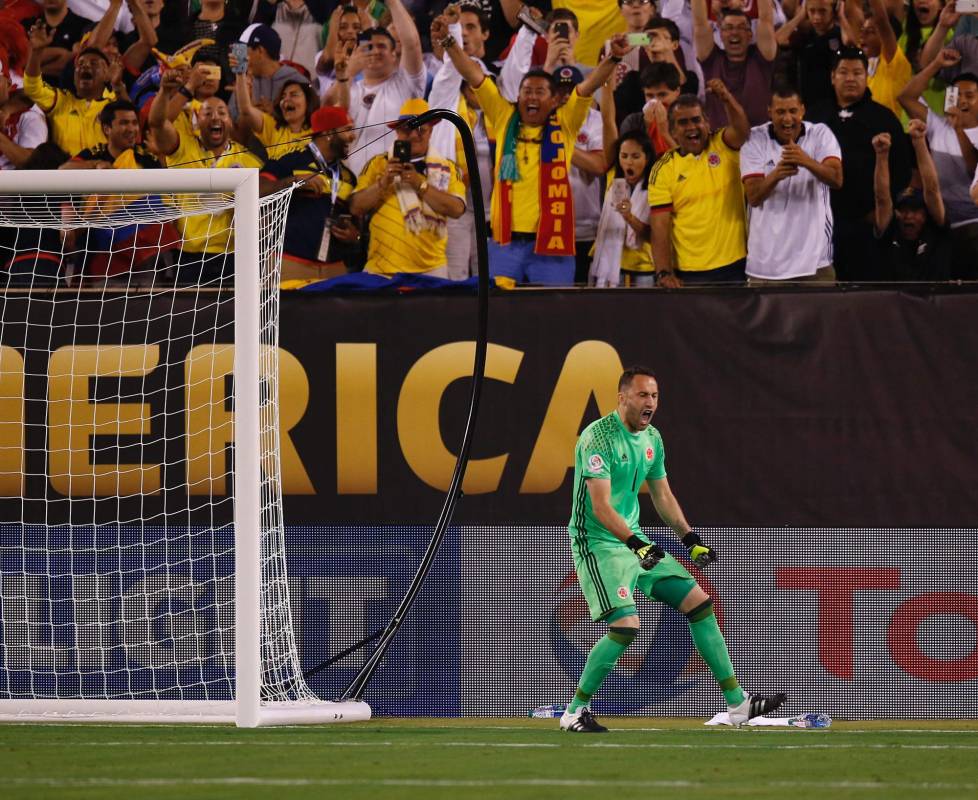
[558,706,608,733]
[728,691,787,727]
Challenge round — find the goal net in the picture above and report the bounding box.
[0,169,369,726]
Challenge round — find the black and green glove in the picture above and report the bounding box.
[626,536,665,570]
[682,531,717,568]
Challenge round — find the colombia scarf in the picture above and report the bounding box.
[495,109,575,256]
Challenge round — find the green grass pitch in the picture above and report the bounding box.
[2,718,977,800]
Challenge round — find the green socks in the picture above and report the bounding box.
[686,600,745,706]
[567,626,638,713]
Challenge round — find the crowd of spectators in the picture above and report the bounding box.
[2,0,978,286]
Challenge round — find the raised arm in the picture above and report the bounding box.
[691,0,716,62]
[438,20,489,89]
[232,71,263,137]
[776,1,806,47]
[87,0,124,54]
[600,73,619,171]
[122,0,159,73]
[149,67,185,156]
[920,3,960,70]
[500,0,526,28]
[577,35,633,98]
[755,0,778,62]
[872,132,893,236]
[898,47,958,121]
[867,0,898,61]
[387,0,423,76]
[710,79,750,149]
[908,118,946,227]
[498,17,537,102]
[23,21,57,112]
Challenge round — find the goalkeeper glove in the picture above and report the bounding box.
[626,535,665,570]
[682,531,717,568]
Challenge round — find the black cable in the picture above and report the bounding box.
[336,108,490,702]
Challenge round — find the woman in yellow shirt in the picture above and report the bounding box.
[233,73,317,159]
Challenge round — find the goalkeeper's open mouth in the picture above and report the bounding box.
[640,409,654,425]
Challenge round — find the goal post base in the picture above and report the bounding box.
[0,699,372,726]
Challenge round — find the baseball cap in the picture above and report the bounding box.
[239,24,282,61]
[311,105,353,134]
[552,64,584,88]
[387,97,437,129]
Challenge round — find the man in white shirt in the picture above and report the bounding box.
[326,0,426,177]
[740,85,843,283]
[0,58,48,169]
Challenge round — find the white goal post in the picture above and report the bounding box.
[0,169,370,726]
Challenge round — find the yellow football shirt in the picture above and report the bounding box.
[553,0,624,67]
[23,73,112,156]
[356,152,466,274]
[473,79,592,238]
[257,112,313,159]
[164,133,264,254]
[868,48,912,120]
[647,130,746,271]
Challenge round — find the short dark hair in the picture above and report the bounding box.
[619,366,657,392]
[667,93,704,124]
[77,47,110,65]
[771,83,803,102]
[831,45,868,68]
[519,68,558,94]
[720,8,750,21]
[546,8,579,31]
[98,99,138,128]
[459,3,490,33]
[363,26,396,47]
[640,62,681,91]
[951,71,978,88]
[645,17,680,41]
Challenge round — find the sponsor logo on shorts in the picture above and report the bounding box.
[587,454,605,473]
[646,447,654,461]
[617,586,630,600]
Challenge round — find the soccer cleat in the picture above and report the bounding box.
[559,707,608,733]
[727,691,787,727]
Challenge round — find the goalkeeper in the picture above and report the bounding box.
[561,366,786,732]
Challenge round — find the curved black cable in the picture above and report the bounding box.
[336,108,491,702]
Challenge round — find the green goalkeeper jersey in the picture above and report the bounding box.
[568,411,667,546]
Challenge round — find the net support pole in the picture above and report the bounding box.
[233,169,262,729]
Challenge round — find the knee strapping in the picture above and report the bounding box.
[685,599,714,623]
[608,626,639,647]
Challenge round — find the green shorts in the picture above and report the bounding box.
[570,536,697,622]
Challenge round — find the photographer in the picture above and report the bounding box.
[348,98,466,277]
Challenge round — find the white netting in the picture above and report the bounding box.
[0,178,325,718]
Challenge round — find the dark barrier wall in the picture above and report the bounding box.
[3,288,978,527]
[283,288,978,528]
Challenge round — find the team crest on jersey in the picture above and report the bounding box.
[617,586,630,600]
[587,454,605,473]
[707,152,721,167]
[645,446,654,461]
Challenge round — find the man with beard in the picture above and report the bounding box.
[740,86,842,283]
[149,67,263,284]
[441,31,632,285]
[24,20,125,156]
[648,80,751,286]
[807,45,910,282]
[872,123,952,281]
[692,0,776,126]
[324,0,425,176]
[260,105,362,279]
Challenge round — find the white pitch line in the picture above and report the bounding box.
[1,777,976,792]
[6,740,978,751]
